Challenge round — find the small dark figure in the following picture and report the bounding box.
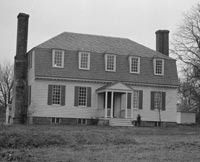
[137,114,141,127]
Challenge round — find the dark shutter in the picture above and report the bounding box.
[61,86,66,106]
[151,91,155,110]
[74,87,79,106]
[127,93,131,109]
[139,90,143,109]
[28,86,31,105]
[87,87,91,107]
[162,92,166,111]
[48,85,52,105]
[107,92,111,108]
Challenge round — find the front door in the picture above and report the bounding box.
[113,92,122,118]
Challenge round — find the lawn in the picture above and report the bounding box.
[0,124,200,162]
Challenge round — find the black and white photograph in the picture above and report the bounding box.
[0,0,200,161]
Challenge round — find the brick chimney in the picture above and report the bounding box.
[12,13,29,124]
[155,30,169,56]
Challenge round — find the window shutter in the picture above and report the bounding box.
[61,86,66,106]
[151,91,155,110]
[162,92,166,111]
[139,90,143,109]
[28,86,31,105]
[127,93,131,109]
[87,87,92,107]
[74,87,79,106]
[48,85,52,105]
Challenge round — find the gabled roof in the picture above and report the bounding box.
[96,82,134,93]
[36,32,172,59]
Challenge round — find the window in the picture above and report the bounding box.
[129,56,140,73]
[52,85,61,105]
[151,91,166,111]
[51,117,60,124]
[52,49,64,68]
[47,85,66,106]
[78,87,87,106]
[133,90,139,109]
[77,118,87,125]
[74,87,91,107]
[154,92,162,109]
[132,90,143,109]
[154,59,164,75]
[79,52,90,70]
[105,54,116,72]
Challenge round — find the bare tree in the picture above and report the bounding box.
[0,62,14,112]
[171,3,200,70]
[171,3,200,122]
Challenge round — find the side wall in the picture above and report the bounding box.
[177,112,196,124]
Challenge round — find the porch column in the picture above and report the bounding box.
[110,91,114,118]
[125,92,127,118]
[105,91,108,118]
[131,92,133,119]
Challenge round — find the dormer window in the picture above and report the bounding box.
[52,49,64,68]
[105,54,116,72]
[79,52,90,70]
[154,59,164,75]
[129,56,140,74]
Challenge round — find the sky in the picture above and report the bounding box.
[0,0,199,65]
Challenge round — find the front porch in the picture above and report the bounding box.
[96,82,140,121]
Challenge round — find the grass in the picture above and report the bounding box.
[0,125,200,162]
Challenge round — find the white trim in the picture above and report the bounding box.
[105,54,116,72]
[154,59,164,75]
[36,76,178,88]
[52,49,64,68]
[78,52,90,70]
[129,56,140,74]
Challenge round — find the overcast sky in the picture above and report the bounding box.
[0,0,199,64]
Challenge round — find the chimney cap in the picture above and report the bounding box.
[17,13,29,19]
[155,30,169,34]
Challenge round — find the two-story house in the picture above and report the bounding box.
[12,13,178,126]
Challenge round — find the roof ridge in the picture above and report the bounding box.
[62,31,130,40]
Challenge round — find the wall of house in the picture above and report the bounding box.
[130,85,177,122]
[28,78,177,123]
[177,112,196,124]
[29,80,105,119]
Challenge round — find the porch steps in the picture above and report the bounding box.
[109,118,133,127]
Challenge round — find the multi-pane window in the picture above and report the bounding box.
[154,92,162,109]
[129,56,140,73]
[133,90,139,109]
[51,117,60,124]
[78,87,87,106]
[79,52,90,70]
[52,49,64,68]
[154,59,164,75]
[52,85,61,105]
[105,54,116,71]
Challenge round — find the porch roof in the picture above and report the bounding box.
[96,82,134,93]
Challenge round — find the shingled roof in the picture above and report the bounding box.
[36,32,172,59]
[33,32,178,86]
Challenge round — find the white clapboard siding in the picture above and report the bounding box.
[29,80,105,118]
[28,78,177,122]
[177,112,196,124]
[130,86,177,122]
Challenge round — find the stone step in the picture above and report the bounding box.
[109,118,133,127]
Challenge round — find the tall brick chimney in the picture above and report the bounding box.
[155,30,169,56]
[12,13,29,124]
